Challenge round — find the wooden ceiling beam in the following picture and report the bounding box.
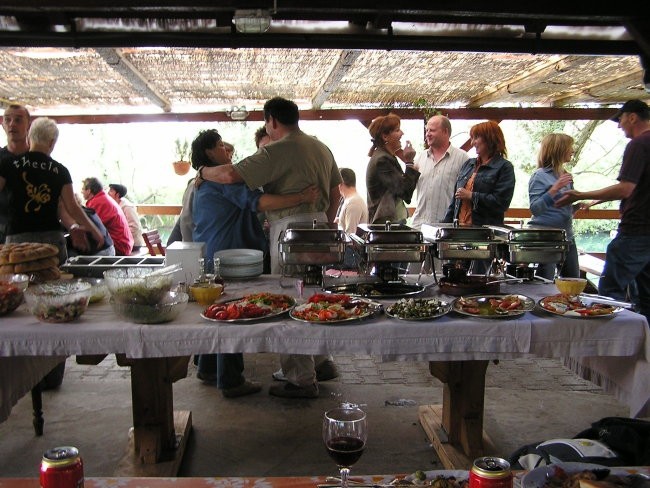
[311,50,361,109]
[552,69,644,106]
[0,31,638,56]
[95,47,172,112]
[623,19,650,60]
[0,2,641,23]
[44,107,619,125]
[468,55,575,107]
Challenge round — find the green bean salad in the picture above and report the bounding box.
[386,297,449,319]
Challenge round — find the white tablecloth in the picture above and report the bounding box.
[1,276,648,417]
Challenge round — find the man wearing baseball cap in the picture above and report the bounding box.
[556,99,650,319]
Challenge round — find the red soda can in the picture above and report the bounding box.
[40,446,84,488]
[469,456,513,488]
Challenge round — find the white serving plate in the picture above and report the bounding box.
[214,248,264,266]
[220,262,264,279]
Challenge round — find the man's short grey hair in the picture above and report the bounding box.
[28,117,59,146]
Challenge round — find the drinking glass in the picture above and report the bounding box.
[323,405,367,488]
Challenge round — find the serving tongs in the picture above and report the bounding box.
[146,263,182,279]
[578,293,633,309]
[142,263,183,285]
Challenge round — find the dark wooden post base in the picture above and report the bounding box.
[114,355,192,476]
[418,360,494,469]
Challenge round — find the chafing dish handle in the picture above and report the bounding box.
[514,244,566,250]
[349,234,366,246]
[452,244,484,251]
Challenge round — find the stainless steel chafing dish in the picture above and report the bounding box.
[353,222,428,263]
[278,220,348,266]
[489,225,568,264]
[421,223,500,260]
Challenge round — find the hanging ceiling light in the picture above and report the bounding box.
[228,106,249,120]
[232,9,272,34]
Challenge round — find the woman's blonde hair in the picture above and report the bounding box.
[367,113,401,156]
[537,133,574,175]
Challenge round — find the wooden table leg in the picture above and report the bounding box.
[114,355,192,476]
[418,360,493,469]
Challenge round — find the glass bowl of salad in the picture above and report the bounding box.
[24,280,92,323]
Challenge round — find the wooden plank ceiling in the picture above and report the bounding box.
[0,2,648,119]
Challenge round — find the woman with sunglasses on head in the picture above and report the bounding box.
[365,113,420,224]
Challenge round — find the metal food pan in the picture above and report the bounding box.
[364,231,423,244]
[278,243,346,265]
[434,242,497,260]
[365,244,428,263]
[505,243,568,264]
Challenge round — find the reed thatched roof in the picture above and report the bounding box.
[0,2,648,118]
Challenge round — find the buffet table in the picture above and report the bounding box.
[1,276,648,472]
[3,468,650,488]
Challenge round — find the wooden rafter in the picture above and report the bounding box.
[46,107,619,125]
[95,47,172,112]
[467,55,570,107]
[553,69,644,105]
[624,19,650,60]
[312,50,361,109]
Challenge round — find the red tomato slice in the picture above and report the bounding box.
[226,304,241,319]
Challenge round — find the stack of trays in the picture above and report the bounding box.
[214,249,264,279]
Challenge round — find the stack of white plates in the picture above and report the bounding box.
[214,249,264,279]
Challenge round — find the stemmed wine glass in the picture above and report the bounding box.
[323,404,367,488]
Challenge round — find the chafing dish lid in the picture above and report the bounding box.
[279,221,347,243]
[356,222,423,244]
[488,225,566,242]
[421,223,494,242]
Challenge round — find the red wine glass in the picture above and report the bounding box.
[323,405,367,488]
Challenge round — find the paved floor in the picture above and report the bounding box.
[0,353,629,478]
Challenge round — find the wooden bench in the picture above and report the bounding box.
[142,229,165,256]
[578,251,605,277]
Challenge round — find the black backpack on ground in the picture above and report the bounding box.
[575,416,650,466]
[509,416,650,469]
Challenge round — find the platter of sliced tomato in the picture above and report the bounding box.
[201,292,296,323]
[289,293,382,324]
[538,294,620,318]
[452,294,535,318]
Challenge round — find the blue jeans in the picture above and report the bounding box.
[197,353,245,389]
[598,234,650,320]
